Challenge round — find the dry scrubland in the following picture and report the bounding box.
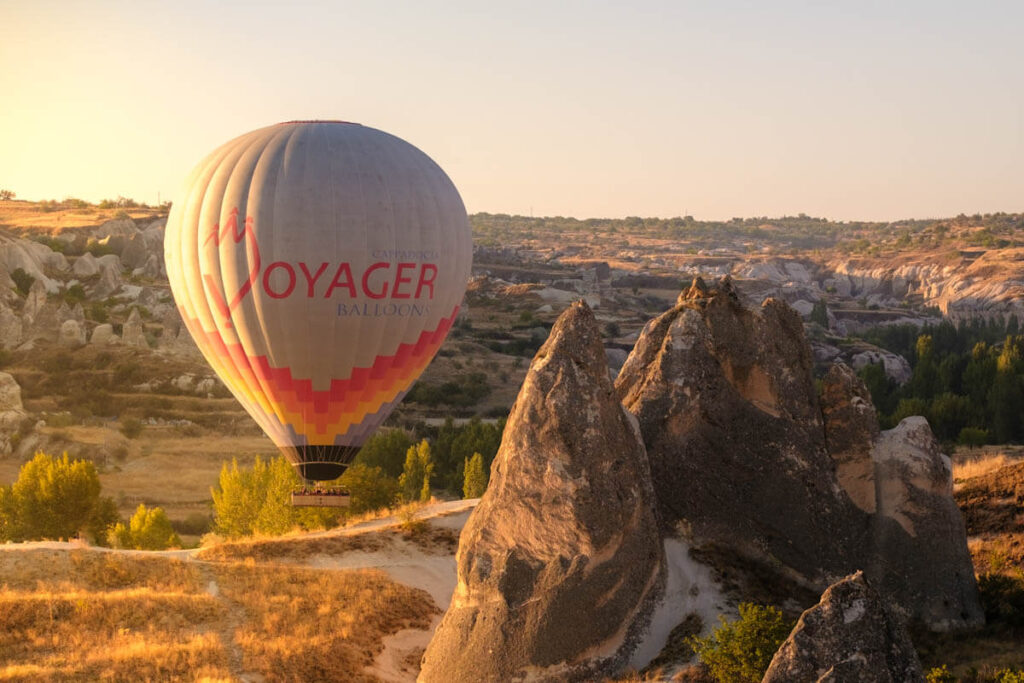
[0,549,437,682]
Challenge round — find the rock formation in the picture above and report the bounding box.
[421,301,664,682]
[121,307,148,348]
[0,304,22,349]
[59,319,86,347]
[72,252,100,277]
[120,232,149,270]
[615,277,864,600]
[869,417,984,629]
[615,277,982,630]
[90,323,117,345]
[821,364,879,513]
[762,572,925,683]
[0,372,27,456]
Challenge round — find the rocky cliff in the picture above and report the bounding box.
[615,278,982,630]
[420,301,664,682]
[615,277,866,602]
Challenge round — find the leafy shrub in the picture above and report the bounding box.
[687,603,794,683]
[927,665,957,683]
[11,267,35,295]
[109,504,181,550]
[120,417,144,439]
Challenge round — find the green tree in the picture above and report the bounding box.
[688,603,794,683]
[338,463,400,513]
[399,440,434,503]
[910,334,942,399]
[354,428,413,478]
[957,426,989,449]
[0,452,112,542]
[211,455,340,538]
[109,504,181,550]
[462,452,487,498]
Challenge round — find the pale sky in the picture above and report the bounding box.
[2,1,1022,221]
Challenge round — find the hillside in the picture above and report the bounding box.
[0,500,475,682]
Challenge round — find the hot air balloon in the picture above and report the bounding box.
[164,121,472,493]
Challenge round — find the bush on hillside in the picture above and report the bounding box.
[11,267,34,296]
[687,603,794,683]
[109,504,181,550]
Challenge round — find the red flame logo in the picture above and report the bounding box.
[202,208,261,326]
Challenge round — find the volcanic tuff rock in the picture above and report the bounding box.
[420,301,664,682]
[59,319,86,347]
[122,308,148,348]
[615,277,982,630]
[821,364,880,513]
[869,417,984,630]
[615,277,864,598]
[763,571,925,683]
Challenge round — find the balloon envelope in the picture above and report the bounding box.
[164,121,472,480]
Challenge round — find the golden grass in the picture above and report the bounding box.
[954,452,1015,483]
[197,531,390,562]
[0,547,438,681]
[215,562,438,682]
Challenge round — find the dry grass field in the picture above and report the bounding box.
[0,200,163,234]
[0,549,437,682]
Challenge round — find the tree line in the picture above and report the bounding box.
[859,317,1024,445]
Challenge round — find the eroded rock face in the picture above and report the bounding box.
[870,417,984,630]
[421,301,664,682]
[0,372,24,413]
[821,363,880,513]
[59,319,86,347]
[763,571,925,683]
[615,278,982,631]
[615,278,866,596]
[122,307,147,348]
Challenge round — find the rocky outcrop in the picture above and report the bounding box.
[615,277,864,599]
[121,308,147,348]
[59,319,86,347]
[0,304,22,349]
[821,364,879,513]
[763,572,925,683]
[72,252,100,277]
[421,301,664,682]
[851,349,912,385]
[92,258,122,298]
[0,372,27,457]
[615,278,982,630]
[120,232,149,270]
[90,323,117,345]
[0,372,23,413]
[869,417,984,630]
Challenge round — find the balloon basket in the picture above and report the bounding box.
[290,487,351,508]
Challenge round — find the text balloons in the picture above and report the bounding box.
[164,121,472,480]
